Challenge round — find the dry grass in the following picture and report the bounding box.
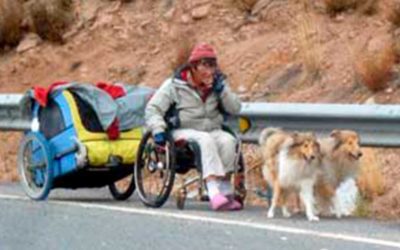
[324,0,358,16]
[26,0,74,43]
[390,3,400,63]
[354,194,371,217]
[0,0,23,47]
[393,33,400,64]
[357,148,385,200]
[231,0,259,12]
[354,43,395,92]
[324,0,377,16]
[387,2,400,28]
[371,183,400,219]
[0,133,21,182]
[294,7,322,82]
[168,36,196,71]
[357,0,378,16]
[242,145,267,206]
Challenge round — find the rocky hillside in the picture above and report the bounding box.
[1,0,400,219]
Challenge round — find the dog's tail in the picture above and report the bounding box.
[259,127,282,145]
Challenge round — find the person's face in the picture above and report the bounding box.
[191,58,217,86]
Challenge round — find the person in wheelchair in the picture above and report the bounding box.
[145,43,242,211]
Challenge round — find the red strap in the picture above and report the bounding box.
[106,118,120,140]
[33,81,68,107]
[96,81,126,99]
[95,81,126,140]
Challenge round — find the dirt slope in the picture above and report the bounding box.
[1,0,400,219]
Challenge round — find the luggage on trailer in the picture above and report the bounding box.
[18,82,154,200]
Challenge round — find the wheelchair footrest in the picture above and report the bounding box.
[200,195,209,202]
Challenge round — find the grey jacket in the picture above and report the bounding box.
[145,75,241,134]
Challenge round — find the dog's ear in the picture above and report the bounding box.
[315,140,321,152]
[330,130,342,149]
[306,132,316,139]
[330,129,341,139]
[290,132,303,147]
[350,130,361,143]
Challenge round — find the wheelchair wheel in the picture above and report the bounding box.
[233,153,247,206]
[135,131,176,208]
[18,132,54,200]
[108,170,136,201]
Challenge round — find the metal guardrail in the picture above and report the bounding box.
[0,94,30,131]
[2,94,400,147]
[227,102,400,147]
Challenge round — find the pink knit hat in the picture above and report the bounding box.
[188,43,217,64]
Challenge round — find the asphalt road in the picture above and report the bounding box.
[0,183,399,250]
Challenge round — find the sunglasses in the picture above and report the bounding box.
[197,58,218,68]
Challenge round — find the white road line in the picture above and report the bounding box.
[1,193,400,249]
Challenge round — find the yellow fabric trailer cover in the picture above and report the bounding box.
[63,91,142,166]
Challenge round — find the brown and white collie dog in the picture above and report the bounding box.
[314,130,362,218]
[259,128,321,221]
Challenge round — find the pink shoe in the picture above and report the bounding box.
[226,194,244,210]
[209,194,230,211]
[226,199,243,211]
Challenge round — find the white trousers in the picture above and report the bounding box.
[172,129,237,179]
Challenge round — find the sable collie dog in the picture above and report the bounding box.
[259,128,321,221]
[314,130,362,218]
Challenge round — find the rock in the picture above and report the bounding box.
[63,23,84,40]
[239,0,258,11]
[16,33,41,53]
[238,84,248,94]
[335,15,345,22]
[265,63,304,91]
[191,4,210,20]
[251,0,273,16]
[186,0,211,9]
[239,93,251,101]
[107,66,147,84]
[70,61,83,72]
[374,20,384,27]
[348,31,356,39]
[163,7,175,20]
[367,34,392,54]
[181,14,191,24]
[364,96,376,104]
[140,20,151,28]
[321,60,332,70]
[151,47,160,55]
[385,87,394,94]
[80,66,89,77]
[91,13,114,30]
[79,3,100,27]
[161,0,175,10]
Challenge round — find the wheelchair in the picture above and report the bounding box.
[134,124,246,209]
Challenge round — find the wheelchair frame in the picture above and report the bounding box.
[134,125,246,209]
